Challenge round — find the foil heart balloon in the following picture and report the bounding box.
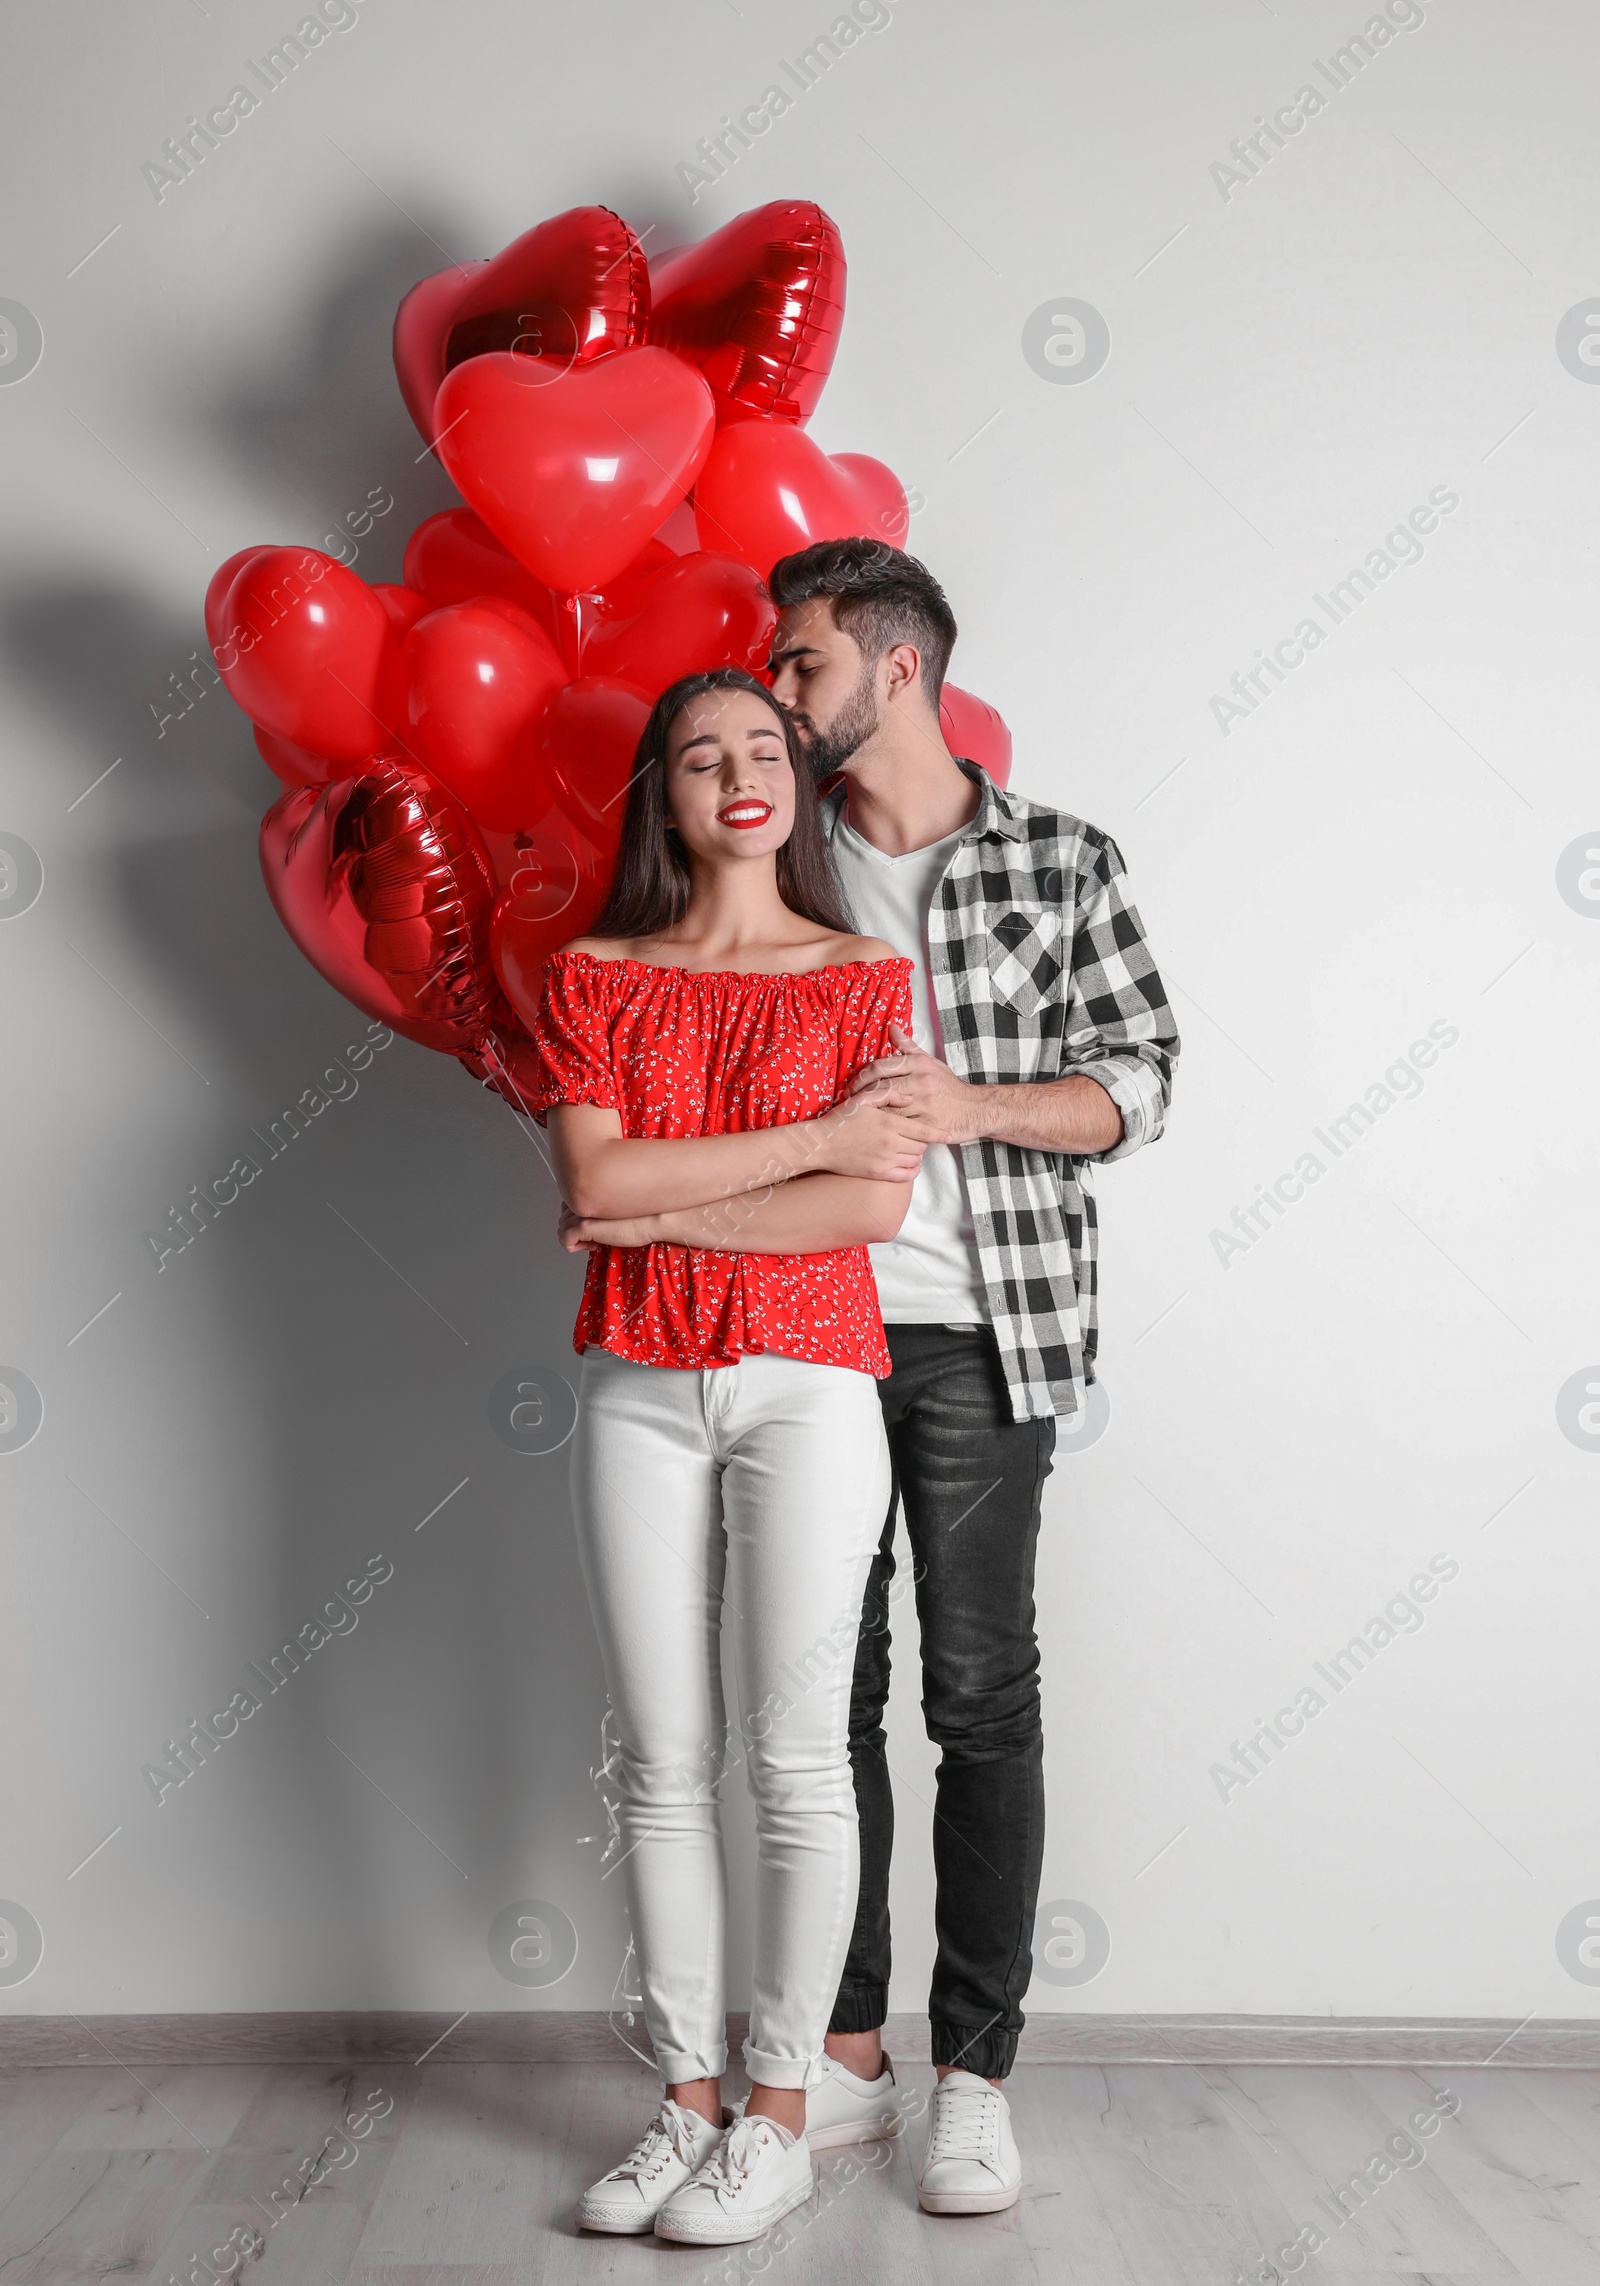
[433,347,716,595]
[219,548,400,764]
[393,206,650,443]
[693,426,908,575]
[458,1015,549,1112]
[581,551,774,694]
[650,201,845,426]
[260,759,498,1052]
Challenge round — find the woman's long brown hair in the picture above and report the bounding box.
[589,667,856,939]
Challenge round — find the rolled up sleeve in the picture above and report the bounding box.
[1062,839,1180,1164]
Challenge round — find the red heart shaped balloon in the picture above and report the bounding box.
[830,455,910,549]
[403,508,565,645]
[581,551,774,694]
[652,500,700,555]
[526,676,651,861]
[260,760,498,1052]
[254,726,333,791]
[434,348,716,595]
[491,833,612,1036]
[393,206,649,443]
[220,548,400,764]
[399,599,567,832]
[458,1014,549,1113]
[650,201,845,427]
[693,427,908,576]
[373,583,431,641]
[939,684,1011,789]
[205,546,271,656]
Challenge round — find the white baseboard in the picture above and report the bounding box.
[1,2010,1592,2069]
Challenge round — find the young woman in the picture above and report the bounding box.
[528,667,922,2249]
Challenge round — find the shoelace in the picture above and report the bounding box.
[927,2081,1001,2162]
[696,2115,782,2204]
[611,2100,707,2185]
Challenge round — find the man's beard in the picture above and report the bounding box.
[791,667,880,780]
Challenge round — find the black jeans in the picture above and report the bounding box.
[829,1324,1055,2080]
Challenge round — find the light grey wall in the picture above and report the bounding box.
[2,0,1597,2024]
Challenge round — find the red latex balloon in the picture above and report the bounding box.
[694,427,908,576]
[220,548,399,764]
[940,684,1012,789]
[402,508,564,648]
[434,348,716,595]
[260,759,498,1052]
[652,499,700,555]
[650,201,845,427]
[582,551,774,694]
[491,831,612,1035]
[205,546,271,656]
[400,600,568,833]
[832,454,910,548]
[393,206,650,443]
[373,582,432,640]
[526,677,650,862]
[254,726,333,790]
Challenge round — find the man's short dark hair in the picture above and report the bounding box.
[767,538,958,705]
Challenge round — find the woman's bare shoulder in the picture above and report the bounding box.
[556,935,639,964]
[821,933,909,970]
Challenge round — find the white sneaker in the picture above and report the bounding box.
[917,2069,1022,2214]
[654,2114,814,2245]
[804,2054,903,2150]
[575,2098,724,2234]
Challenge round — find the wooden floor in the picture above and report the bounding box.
[5,2055,1600,2284]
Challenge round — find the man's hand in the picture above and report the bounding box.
[849,1023,980,1147]
[853,1023,1127,1156]
[814,1082,929,1182]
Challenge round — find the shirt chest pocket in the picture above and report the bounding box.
[982,902,1065,1016]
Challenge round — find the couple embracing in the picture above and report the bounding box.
[523,539,1180,2247]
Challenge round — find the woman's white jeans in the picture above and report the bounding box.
[572,1347,890,2091]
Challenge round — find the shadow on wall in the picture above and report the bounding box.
[208,222,462,549]
[1,211,619,2016]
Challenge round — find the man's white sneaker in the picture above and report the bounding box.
[575,2098,724,2234]
[917,2069,1023,2214]
[804,2054,903,2150]
[654,2113,814,2245]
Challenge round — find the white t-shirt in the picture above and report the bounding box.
[828,815,989,1324]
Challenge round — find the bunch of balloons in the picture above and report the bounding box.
[211,200,1013,1106]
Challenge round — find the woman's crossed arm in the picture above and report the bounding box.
[546,1094,923,1222]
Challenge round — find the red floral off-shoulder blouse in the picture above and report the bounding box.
[530,949,914,1378]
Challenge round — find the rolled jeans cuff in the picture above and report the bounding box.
[932,2016,1019,2080]
[743,2040,829,2092]
[828,1983,888,2036]
[655,2039,728,2085]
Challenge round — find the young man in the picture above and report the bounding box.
[766,539,1180,2215]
